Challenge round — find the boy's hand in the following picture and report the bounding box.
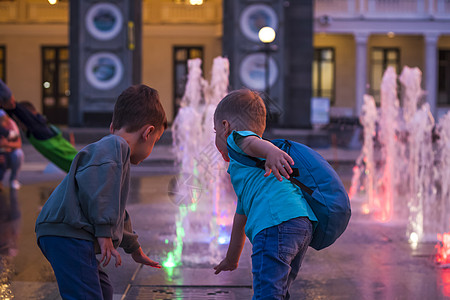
[98,237,122,267]
[264,147,294,181]
[213,257,238,274]
[238,136,294,181]
[131,247,162,268]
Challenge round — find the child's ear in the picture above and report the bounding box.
[142,125,155,141]
[109,123,114,134]
[222,120,231,135]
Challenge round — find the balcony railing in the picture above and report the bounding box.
[2,0,446,25]
[0,0,221,25]
[315,0,450,19]
[0,1,68,23]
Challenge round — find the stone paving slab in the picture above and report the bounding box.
[126,286,253,299]
[133,266,252,287]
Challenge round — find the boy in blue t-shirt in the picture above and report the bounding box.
[213,89,317,299]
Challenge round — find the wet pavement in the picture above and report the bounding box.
[1,144,449,299]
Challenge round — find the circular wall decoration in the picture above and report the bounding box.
[85,52,124,90]
[239,53,278,91]
[239,4,278,42]
[85,3,123,41]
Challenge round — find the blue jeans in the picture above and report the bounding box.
[251,217,313,300]
[38,236,113,300]
[0,148,23,182]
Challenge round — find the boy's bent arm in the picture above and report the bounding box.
[119,211,162,268]
[131,247,162,268]
[214,213,247,274]
[120,210,141,254]
[238,136,294,181]
[75,162,124,238]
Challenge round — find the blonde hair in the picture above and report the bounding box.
[214,89,266,136]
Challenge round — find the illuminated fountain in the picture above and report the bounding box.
[350,66,450,245]
[168,57,235,267]
[436,232,450,266]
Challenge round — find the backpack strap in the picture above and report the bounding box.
[227,144,314,196]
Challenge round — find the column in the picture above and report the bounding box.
[359,0,366,15]
[283,0,314,127]
[424,33,439,117]
[354,32,369,117]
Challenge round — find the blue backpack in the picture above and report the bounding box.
[227,139,351,250]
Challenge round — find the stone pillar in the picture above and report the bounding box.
[354,32,369,117]
[424,33,439,117]
[283,0,314,128]
[69,0,142,127]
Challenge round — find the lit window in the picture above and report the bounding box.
[370,48,400,104]
[42,46,70,125]
[173,46,204,118]
[0,46,5,82]
[438,50,450,106]
[313,48,335,104]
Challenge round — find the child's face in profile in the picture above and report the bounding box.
[214,118,230,162]
[130,126,164,165]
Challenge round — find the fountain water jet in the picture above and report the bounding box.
[169,57,235,266]
[350,66,450,244]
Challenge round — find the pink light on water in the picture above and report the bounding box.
[441,270,450,297]
[373,177,393,223]
[436,232,450,265]
[361,204,370,215]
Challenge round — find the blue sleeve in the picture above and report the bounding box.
[227,130,261,156]
[236,197,244,215]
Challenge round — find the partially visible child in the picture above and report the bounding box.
[0,110,23,190]
[0,79,78,172]
[213,89,317,299]
[35,84,166,300]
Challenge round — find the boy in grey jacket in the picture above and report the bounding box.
[35,84,167,300]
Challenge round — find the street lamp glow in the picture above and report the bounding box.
[189,0,204,5]
[48,0,57,5]
[258,27,276,44]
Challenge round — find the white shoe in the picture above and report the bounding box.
[11,180,20,190]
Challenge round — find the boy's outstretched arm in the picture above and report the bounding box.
[214,213,247,274]
[238,136,294,181]
[131,247,162,268]
[120,211,161,268]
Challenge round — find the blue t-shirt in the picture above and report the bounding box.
[227,131,317,243]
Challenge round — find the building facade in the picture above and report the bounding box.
[0,0,449,125]
[314,0,450,119]
[0,0,222,125]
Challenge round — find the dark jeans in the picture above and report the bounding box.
[251,217,313,300]
[38,236,113,300]
[0,149,23,182]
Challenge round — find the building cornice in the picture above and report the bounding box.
[315,19,450,36]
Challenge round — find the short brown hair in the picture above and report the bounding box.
[111,84,167,132]
[214,89,266,136]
